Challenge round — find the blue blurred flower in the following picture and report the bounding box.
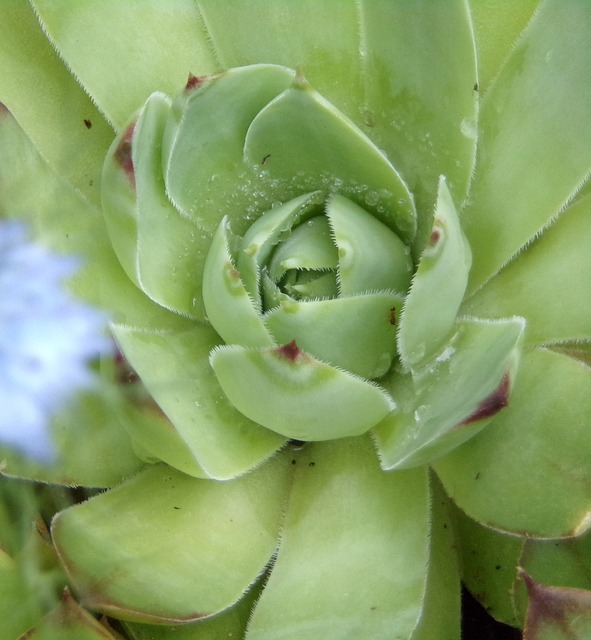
[0,221,110,461]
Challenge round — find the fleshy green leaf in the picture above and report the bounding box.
[463,0,591,293]
[203,217,275,347]
[113,324,285,479]
[244,72,417,243]
[210,343,395,441]
[469,0,540,95]
[516,531,591,628]
[52,458,291,623]
[133,92,211,319]
[357,0,479,247]
[375,317,524,470]
[0,4,112,206]
[398,177,472,370]
[163,64,295,231]
[264,293,402,380]
[32,0,219,130]
[236,191,323,311]
[326,194,413,295]
[246,437,430,640]
[268,215,337,278]
[434,348,591,537]
[462,194,591,346]
[193,0,364,123]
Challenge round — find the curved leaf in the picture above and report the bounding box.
[0,3,112,206]
[52,458,291,623]
[464,0,591,293]
[434,348,591,537]
[210,343,395,441]
[398,177,471,370]
[113,324,285,479]
[32,0,219,130]
[244,72,417,243]
[462,194,591,346]
[193,0,363,124]
[246,437,430,640]
[375,317,524,470]
[357,0,478,247]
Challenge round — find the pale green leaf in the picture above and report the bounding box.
[515,531,591,629]
[375,317,524,470]
[203,217,275,347]
[133,92,210,319]
[113,324,285,479]
[264,293,402,380]
[163,64,295,232]
[193,0,364,124]
[236,192,323,311]
[434,349,591,537]
[463,0,591,293]
[1,388,146,489]
[0,3,112,206]
[0,548,49,639]
[32,0,219,130]
[461,194,591,346]
[210,344,395,441]
[52,459,290,623]
[469,0,540,96]
[246,437,430,640]
[326,194,413,295]
[357,0,479,248]
[244,72,417,243]
[268,215,337,278]
[398,177,472,370]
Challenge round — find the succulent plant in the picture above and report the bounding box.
[1,1,591,638]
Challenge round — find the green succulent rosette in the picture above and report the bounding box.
[1,1,591,638]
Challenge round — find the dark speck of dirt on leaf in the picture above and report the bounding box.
[389,306,397,325]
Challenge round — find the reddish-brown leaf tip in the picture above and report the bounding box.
[460,373,510,426]
[276,340,303,362]
[114,122,136,187]
[185,73,208,91]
